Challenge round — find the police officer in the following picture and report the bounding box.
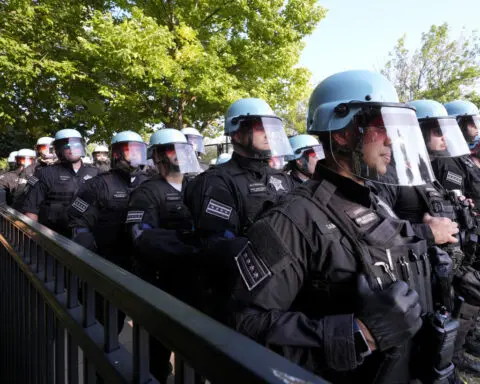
[181,127,207,171]
[0,149,36,206]
[366,99,480,374]
[126,128,200,384]
[231,71,451,383]
[285,134,324,185]
[67,131,148,333]
[442,100,480,207]
[22,129,99,237]
[92,144,111,172]
[14,137,58,210]
[184,98,294,246]
[33,137,57,169]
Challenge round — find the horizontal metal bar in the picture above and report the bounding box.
[0,205,327,384]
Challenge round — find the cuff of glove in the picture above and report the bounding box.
[323,314,358,371]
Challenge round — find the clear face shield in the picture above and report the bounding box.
[458,115,480,152]
[93,151,109,162]
[420,117,471,158]
[186,135,205,154]
[268,156,286,170]
[16,156,36,168]
[54,138,86,161]
[112,142,147,168]
[36,144,55,159]
[235,116,293,158]
[260,117,294,157]
[330,106,435,186]
[151,143,202,174]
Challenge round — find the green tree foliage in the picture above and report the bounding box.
[381,23,480,103]
[0,0,325,148]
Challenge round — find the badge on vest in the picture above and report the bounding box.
[445,171,462,186]
[59,175,71,181]
[165,193,181,202]
[72,197,89,213]
[126,210,144,223]
[248,183,267,193]
[83,175,93,181]
[269,176,285,192]
[235,244,272,291]
[27,176,39,186]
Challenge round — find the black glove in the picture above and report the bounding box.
[356,274,423,352]
[454,265,480,306]
[72,231,96,251]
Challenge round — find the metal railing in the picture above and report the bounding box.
[0,204,328,384]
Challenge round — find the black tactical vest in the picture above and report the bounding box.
[213,156,293,232]
[289,180,433,316]
[38,164,97,236]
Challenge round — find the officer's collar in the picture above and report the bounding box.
[312,162,372,207]
[231,152,270,173]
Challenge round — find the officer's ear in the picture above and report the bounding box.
[331,130,352,146]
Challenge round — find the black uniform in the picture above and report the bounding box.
[184,152,294,243]
[231,164,432,384]
[67,168,148,334]
[22,162,98,237]
[67,168,149,269]
[12,161,52,211]
[432,156,480,206]
[0,168,32,206]
[374,180,480,371]
[127,175,196,384]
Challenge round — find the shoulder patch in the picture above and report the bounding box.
[235,243,272,291]
[205,198,232,220]
[126,210,144,224]
[28,176,39,186]
[446,171,463,186]
[72,197,89,213]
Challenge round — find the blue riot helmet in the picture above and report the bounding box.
[285,134,325,178]
[53,129,86,163]
[408,100,470,159]
[444,100,480,152]
[110,131,146,171]
[181,127,205,155]
[224,98,293,159]
[307,70,435,186]
[148,129,201,174]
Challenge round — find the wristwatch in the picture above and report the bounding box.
[353,320,372,360]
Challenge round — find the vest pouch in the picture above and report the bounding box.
[48,202,67,226]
